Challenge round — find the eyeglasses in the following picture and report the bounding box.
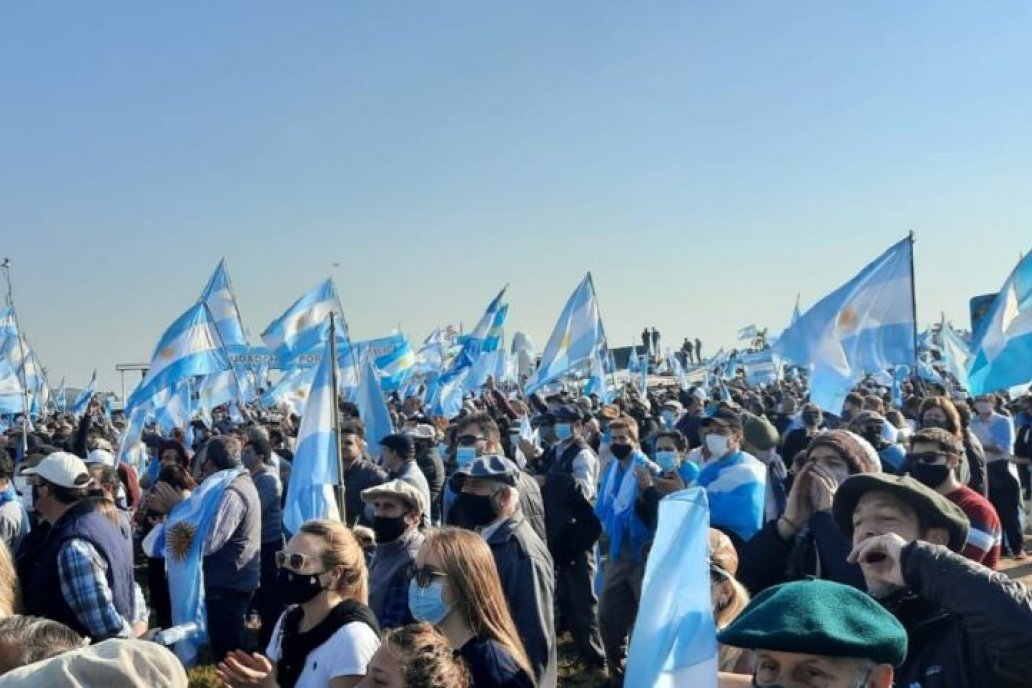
[908,451,951,464]
[455,434,485,447]
[276,550,325,572]
[407,564,448,588]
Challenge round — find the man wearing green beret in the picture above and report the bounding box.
[833,472,1032,687]
[717,578,905,687]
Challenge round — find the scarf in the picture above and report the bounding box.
[595,450,649,559]
[277,600,380,688]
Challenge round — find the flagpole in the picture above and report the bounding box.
[201,302,249,419]
[907,231,924,395]
[585,272,618,395]
[1,259,31,457]
[329,312,346,522]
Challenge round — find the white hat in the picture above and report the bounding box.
[404,424,436,440]
[21,452,92,489]
[86,449,116,467]
[0,638,187,688]
[360,479,427,516]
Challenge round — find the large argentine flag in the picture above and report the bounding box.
[775,236,916,413]
[967,250,1032,394]
[128,303,230,411]
[261,279,343,365]
[625,488,718,687]
[524,273,606,393]
[283,338,341,534]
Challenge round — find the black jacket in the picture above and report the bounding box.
[888,541,1032,687]
[737,511,864,595]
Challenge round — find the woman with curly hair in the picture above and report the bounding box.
[357,623,470,688]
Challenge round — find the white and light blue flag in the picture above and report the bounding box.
[775,236,916,413]
[71,370,97,416]
[261,279,344,365]
[525,274,606,393]
[625,488,718,687]
[283,339,341,534]
[967,250,1032,394]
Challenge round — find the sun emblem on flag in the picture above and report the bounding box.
[558,332,572,353]
[166,521,197,563]
[836,308,857,332]
[159,346,176,360]
[296,389,308,399]
[294,313,312,330]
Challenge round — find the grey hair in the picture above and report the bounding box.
[0,615,85,668]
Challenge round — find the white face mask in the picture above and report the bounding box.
[975,402,992,415]
[705,433,730,459]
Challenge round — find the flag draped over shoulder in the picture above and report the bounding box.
[774,236,916,413]
[283,336,341,535]
[164,467,246,666]
[967,250,1032,394]
[625,488,718,687]
[524,274,606,394]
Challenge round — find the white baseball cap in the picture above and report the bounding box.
[21,452,93,489]
[86,449,116,467]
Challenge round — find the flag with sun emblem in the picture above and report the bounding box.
[127,302,231,413]
[163,465,247,666]
[261,279,345,365]
[524,273,607,393]
[774,236,916,413]
[260,364,319,416]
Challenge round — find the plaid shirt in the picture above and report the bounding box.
[378,566,416,630]
[58,539,133,640]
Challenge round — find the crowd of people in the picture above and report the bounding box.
[0,367,1029,687]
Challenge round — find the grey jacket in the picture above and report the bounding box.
[486,510,557,688]
[368,527,424,622]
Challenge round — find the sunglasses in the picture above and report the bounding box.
[407,564,448,588]
[908,451,951,464]
[455,434,485,447]
[275,550,324,572]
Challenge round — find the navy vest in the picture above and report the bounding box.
[24,500,134,638]
[203,472,261,593]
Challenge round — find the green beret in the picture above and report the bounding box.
[832,473,970,552]
[717,579,907,666]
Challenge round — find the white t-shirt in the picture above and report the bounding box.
[266,611,380,688]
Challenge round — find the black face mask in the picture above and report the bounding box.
[862,428,884,446]
[455,492,497,530]
[277,568,325,606]
[372,515,408,544]
[802,412,820,426]
[906,460,951,488]
[610,443,633,461]
[921,418,951,431]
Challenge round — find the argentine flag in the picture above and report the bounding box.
[625,488,718,687]
[0,360,22,414]
[444,288,508,379]
[261,365,318,416]
[774,236,916,413]
[128,302,231,411]
[71,370,97,416]
[283,339,341,534]
[696,450,767,542]
[261,279,343,365]
[939,320,971,390]
[164,466,246,666]
[967,250,1032,394]
[525,273,606,393]
[200,259,248,352]
[355,355,394,449]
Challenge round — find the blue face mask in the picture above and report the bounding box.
[408,579,451,624]
[455,446,477,467]
[654,450,679,472]
[661,411,676,427]
[555,423,572,441]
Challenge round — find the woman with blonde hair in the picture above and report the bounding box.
[216,520,380,688]
[0,539,20,618]
[409,528,533,688]
[709,529,750,673]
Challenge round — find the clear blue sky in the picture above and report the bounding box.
[3,2,1031,393]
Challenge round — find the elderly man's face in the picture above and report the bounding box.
[752,650,889,688]
[850,491,922,598]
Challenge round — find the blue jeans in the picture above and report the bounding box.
[206,589,253,662]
